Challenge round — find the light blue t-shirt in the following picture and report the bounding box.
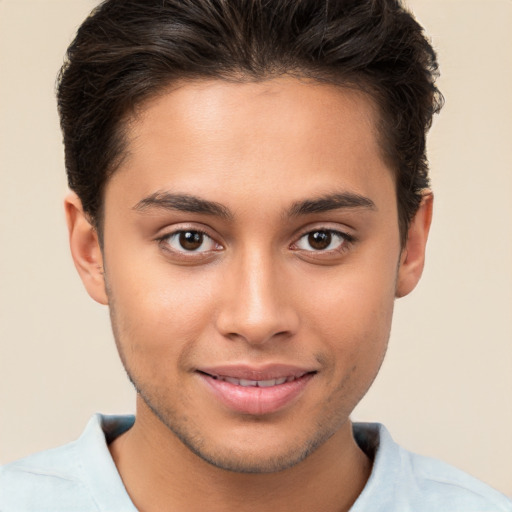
[1,414,510,511]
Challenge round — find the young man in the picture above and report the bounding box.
[1,0,510,510]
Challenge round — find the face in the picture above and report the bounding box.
[70,78,427,473]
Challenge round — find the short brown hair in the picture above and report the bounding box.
[57,0,443,243]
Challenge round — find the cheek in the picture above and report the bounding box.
[105,254,218,362]
[308,284,394,415]
[301,261,397,337]
[298,259,397,380]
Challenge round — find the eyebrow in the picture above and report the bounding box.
[133,190,376,219]
[133,192,232,219]
[288,193,376,217]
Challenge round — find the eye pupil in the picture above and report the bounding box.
[308,231,331,250]
[179,231,203,251]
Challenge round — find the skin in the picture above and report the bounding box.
[66,77,432,512]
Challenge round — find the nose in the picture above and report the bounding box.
[215,250,299,346]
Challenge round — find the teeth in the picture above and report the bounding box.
[258,379,277,387]
[216,376,296,387]
[239,379,258,387]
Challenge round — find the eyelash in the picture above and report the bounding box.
[157,228,222,256]
[291,228,355,255]
[156,227,355,259]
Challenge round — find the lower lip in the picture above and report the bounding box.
[199,373,314,415]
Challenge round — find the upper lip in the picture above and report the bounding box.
[197,364,317,381]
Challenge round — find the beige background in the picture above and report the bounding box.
[1,0,511,496]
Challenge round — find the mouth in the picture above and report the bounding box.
[199,373,307,387]
[196,365,317,415]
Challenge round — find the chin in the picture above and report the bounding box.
[175,432,326,474]
[136,381,340,474]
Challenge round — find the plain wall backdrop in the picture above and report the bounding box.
[1,0,511,496]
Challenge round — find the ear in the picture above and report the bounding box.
[395,193,433,298]
[65,192,108,305]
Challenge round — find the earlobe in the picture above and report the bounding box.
[395,192,433,298]
[65,192,108,305]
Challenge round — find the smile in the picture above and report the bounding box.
[197,366,316,415]
[206,374,304,387]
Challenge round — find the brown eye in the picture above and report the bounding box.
[179,231,204,251]
[294,229,349,252]
[162,230,219,253]
[307,231,332,250]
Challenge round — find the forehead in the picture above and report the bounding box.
[107,77,393,213]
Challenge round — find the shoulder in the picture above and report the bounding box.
[0,438,95,511]
[0,414,136,512]
[403,445,512,511]
[352,422,512,512]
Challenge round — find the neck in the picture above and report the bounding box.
[109,402,372,512]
